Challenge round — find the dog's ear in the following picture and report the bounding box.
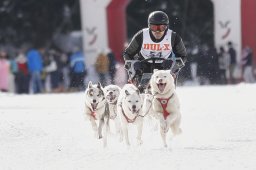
[88,81,92,88]
[125,90,130,96]
[136,89,140,95]
[97,82,102,89]
[153,69,158,73]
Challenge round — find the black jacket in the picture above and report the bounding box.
[123,29,187,63]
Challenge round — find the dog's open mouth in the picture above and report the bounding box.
[107,95,116,103]
[91,103,98,111]
[129,108,139,114]
[157,83,166,92]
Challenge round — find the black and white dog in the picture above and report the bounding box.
[84,81,109,147]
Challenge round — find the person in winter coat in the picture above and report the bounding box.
[0,50,10,92]
[218,46,230,84]
[16,52,30,94]
[227,41,237,84]
[26,47,44,93]
[95,51,109,87]
[123,11,187,87]
[69,49,87,91]
[242,46,255,83]
[106,48,116,84]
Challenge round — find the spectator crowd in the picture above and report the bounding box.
[0,43,118,94]
[0,44,86,94]
[181,41,255,85]
[0,41,255,94]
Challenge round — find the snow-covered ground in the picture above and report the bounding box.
[0,83,256,170]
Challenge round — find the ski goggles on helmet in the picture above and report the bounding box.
[149,24,167,32]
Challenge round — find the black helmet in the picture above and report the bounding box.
[148,11,169,26]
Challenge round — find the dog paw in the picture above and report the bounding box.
[95,132,102,139]
[137,139,143,145]
[176,128,182,135]
[172,128,182,136]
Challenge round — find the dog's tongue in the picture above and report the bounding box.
[109,95,115,101]
[157,83,166,92]
[107,95,116,102]
[91,103,97,111]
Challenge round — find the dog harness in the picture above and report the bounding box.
[107,101,117,119]
[119,101,139,123]
[156,93,174,120]
[121,108,139,123]
[90,109,97,120]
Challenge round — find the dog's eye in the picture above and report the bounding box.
[97,91,103,97]
[88,89,94,96]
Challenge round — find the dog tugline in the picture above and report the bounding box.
[122,11,187,147]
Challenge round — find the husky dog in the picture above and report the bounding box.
[117,84,144,146]
[104,85,122,136]
[84,81,109,147]
[150,69,182,147]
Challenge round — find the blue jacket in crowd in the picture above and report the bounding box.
[26,49,43,72]
[70,51,86,73]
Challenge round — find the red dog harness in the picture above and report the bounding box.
[89,108,97,120]
[156,93,174,120]
[121,107,139,123]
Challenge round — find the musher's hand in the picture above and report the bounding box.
[124,62,130,70]
[175,58,185,69]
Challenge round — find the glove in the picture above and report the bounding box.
[133,61,142,71]
[124,61,131,70]
[175,58,185,68]
[172,58,184,75]
[162,60,174,70]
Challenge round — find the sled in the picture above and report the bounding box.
[125,57,185,92]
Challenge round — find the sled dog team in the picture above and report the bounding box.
[84,69,182,148]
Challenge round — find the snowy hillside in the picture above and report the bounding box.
[0,84,256,170]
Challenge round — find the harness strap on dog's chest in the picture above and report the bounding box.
[110,107,117,120]
[89,99,106,120]
[89,109,97,120]
[156,93,174,120]
[122,108,138,123]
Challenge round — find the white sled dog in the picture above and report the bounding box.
[150,69,182,147]
[104,85,122,136]
[117,84,144,146]
[84,81,109,147]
